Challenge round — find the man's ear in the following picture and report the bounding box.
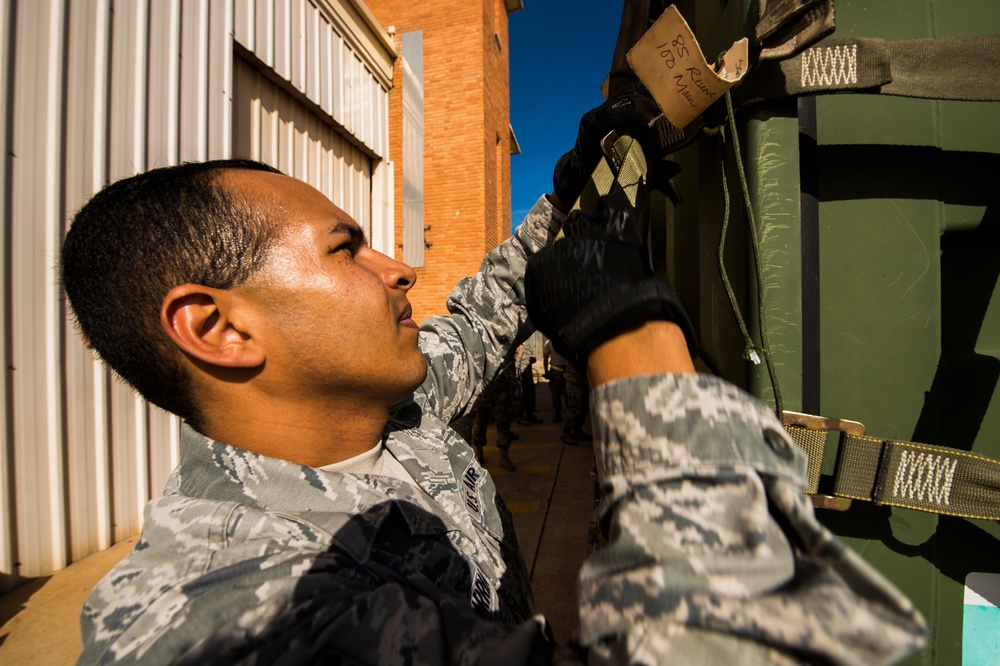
[161,284,265,369]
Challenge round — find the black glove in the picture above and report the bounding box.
[525,191,698,365]
[552,84,683,208]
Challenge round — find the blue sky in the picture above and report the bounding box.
[509,1,624,228]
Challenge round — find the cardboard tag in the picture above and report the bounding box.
[627,5,749,129]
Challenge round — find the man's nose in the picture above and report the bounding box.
[374,251,417,291]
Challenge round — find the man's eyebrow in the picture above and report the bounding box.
[329,220,368,245]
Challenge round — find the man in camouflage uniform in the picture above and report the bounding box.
[560,363,590,445]
[515,346,541,425]
[61,86,925,664]
[542,338,567,421]
[471,360,518,471]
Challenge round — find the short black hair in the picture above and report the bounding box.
[61,159,284,422]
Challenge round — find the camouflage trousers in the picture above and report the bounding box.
[519,367,536,420]
[562,364,589,439]
[547,368,566,419]
[472,399,513,450]
[471,365,517,450]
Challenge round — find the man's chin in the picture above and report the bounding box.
[410,360,429,390]
[388,358,428,404]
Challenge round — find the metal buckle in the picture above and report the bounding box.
[782,411,865,511]
[600,130,626,174]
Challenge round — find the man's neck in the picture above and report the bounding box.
[196,391,393,467]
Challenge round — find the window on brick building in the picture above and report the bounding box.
[401,30,425,267]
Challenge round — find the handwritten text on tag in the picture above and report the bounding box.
[627,5,749,129]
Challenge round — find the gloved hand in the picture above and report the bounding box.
[526,191,698,366]
[552,84,682,208]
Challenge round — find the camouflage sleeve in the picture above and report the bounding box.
[580,373,927,665]
[414,195,563,423]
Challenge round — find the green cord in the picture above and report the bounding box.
[716,145,757,361]
[720,91,784,419]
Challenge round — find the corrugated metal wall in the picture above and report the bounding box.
[0,0,394,592]
[233,58,374,235]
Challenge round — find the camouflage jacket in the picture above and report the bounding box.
[79,196,926,665]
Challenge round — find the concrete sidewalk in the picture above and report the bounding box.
[481,383,596,645]
[0,536,138,665]
[0,380,596,662]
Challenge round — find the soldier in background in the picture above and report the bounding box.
[560,363,591,446]
[471,360,518,471]
[516,346,541,425]
[542,337,567,422]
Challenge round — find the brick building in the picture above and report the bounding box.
[368,0,523,319]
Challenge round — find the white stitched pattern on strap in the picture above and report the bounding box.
[893,449,958,506]
[801,44,858,88]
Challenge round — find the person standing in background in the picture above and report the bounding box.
[516,346,541,425]
[542,338,566,423]
[471,360,518,471]
[560,362,591,446]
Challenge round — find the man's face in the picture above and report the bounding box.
[226,170,426,406]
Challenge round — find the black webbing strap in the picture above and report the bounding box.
[784,411,1000,520]
[756,0,836,62]
[734,35,1000,106]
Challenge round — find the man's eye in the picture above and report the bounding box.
[329,243,352,255]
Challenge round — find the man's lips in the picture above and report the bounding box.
[398,304,418,329]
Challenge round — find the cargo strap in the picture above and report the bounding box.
[561,129,660,246]
[756,0,835,62]
[735,35,1000,106]
[784,411,1000,520]
[572,131,650,215]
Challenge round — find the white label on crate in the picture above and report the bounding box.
[963,572,1000,665]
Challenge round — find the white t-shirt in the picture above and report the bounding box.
[318,443,412,482]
